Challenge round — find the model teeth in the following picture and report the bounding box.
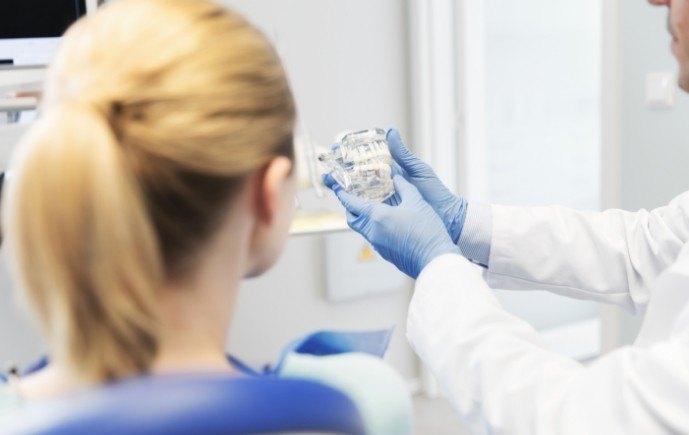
[318,129,396,202]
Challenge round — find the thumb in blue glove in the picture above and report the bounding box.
[387,129,468,244]
[326,174,461,279]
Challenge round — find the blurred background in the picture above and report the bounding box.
[0,0,687,433]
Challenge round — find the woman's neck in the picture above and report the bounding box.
[154,216,250,374]
[153,288,237,373]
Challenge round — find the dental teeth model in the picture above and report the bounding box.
[319,128,395,202]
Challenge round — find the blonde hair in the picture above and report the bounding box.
[4,0,295,383]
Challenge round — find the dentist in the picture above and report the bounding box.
[326,0,689,433]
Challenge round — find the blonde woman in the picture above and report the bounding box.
[0,0,410,432]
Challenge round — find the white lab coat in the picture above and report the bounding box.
[407,193,689,434]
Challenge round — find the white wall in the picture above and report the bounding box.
[0,69,45,370]
[615,1,689,344]
[0,63,55,368]
[0,124,44,368]
[621,2,689,211]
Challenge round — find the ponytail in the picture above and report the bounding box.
[5,103,163,382]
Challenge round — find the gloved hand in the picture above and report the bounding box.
[387,129,468,244]
[324,174,461,279]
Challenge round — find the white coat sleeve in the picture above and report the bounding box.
[487,192,689,313]
[408,254,689,435]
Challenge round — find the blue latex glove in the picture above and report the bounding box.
[324,174,461,279]
[387,129,468,244]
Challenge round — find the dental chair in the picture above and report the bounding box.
[2,374,366,434]
[1,330,403,435]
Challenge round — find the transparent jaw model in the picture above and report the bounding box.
[318,128,395,202]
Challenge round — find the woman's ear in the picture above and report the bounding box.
[244,155,295,278]
[255,156,294,224]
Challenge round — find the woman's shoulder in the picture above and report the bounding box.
[280,352,412,435]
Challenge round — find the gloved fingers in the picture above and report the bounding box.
[345,210,376,241]
[322,173,338,190]
[390,161,408,178]
[333,185,373,216]
[385,167,404,206]
[345,210,365,233]
[344,209,357,228]
[384,189,402,207]
[392,175,423,203]
[387,128,425,176]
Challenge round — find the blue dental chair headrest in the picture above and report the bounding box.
[2,374,366,434]
[2,330,396,434]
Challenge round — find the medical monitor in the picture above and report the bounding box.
[0,1,94,67]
